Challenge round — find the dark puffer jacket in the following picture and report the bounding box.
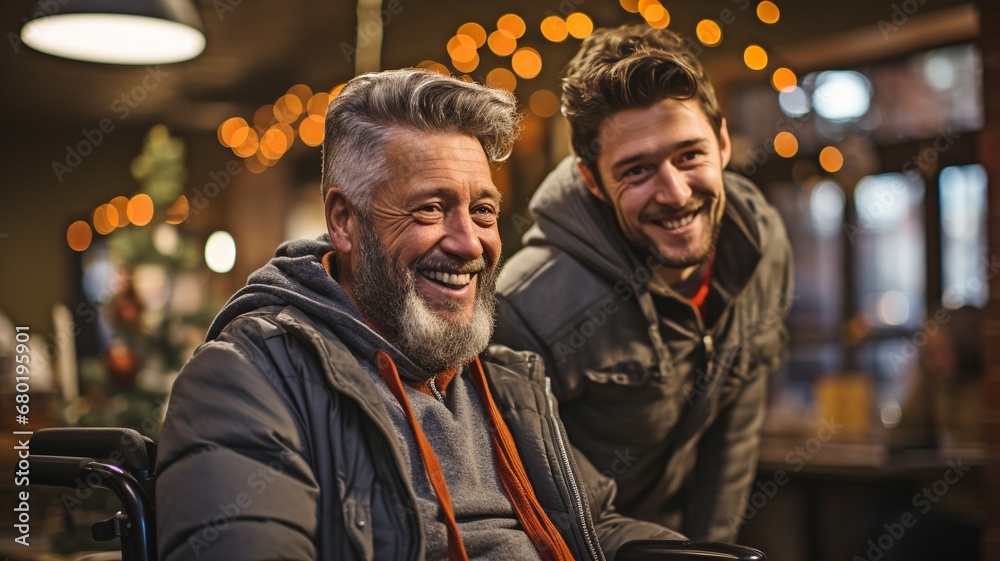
[494,158,793,542]
[155,238,677,560]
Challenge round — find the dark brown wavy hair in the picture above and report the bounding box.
[562,24,723,176]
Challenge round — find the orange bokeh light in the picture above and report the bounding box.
[452,52,480,73]
[273,94,303,124]
[757,1,780,24]
[232,128,259,158]
[488,29,517,56]
[286,84,313,107]
[447,34,478,64]
[511,47,542,79]
[620,0,640,13]
[126,194,154,226]
[218,117,249,147]
[638,0,658,13]
[486,68,517,92]
[109,196,130,228]
[260,127,290,159]
[307,92,332,117]
[774,131,798,158]
[165,195,190,225]
[497,14,526,38]
[643,4,670,28]
[529,90,561,117]
[566,13,594,38]
[771,67,797,92]
[457,22,487,47]
[67,220,93,251]
[255,149,276,167]
[417,59,450,74]
[299,115,325,147]
[92,204,118,235]
[540,16,568,42]
[696,20,722,46]
[744,45,768,70]
[819,146,844,172]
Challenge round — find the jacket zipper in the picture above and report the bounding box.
[544,376,604,561]
[427,375,445,402]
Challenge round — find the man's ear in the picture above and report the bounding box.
[577,160,609,205]
[718,118,732,169]
[325,189,354,254]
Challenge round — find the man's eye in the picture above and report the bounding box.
[473,205,499,222]
[622,165,652,182]
[677,151,703,164]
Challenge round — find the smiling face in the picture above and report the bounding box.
[371,130,501,320]
[327,129,502,372]
[579,98,731,284]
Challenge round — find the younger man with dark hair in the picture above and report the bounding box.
[495,24,793,542]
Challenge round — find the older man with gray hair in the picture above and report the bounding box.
[155,68,676,561]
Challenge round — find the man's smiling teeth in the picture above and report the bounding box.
[659,213,696,230]
[422,271,473,287]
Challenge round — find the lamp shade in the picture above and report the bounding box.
[21,0,206,65]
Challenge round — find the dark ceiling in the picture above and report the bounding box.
[1,0,975,135]
[0,0,979,335]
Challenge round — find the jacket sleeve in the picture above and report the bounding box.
[573,442,685,559]
[155,332,320,561]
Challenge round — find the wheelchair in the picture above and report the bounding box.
[30,427,765,561]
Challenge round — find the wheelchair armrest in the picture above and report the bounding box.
[32,427,156,472]
[615,539,766,560]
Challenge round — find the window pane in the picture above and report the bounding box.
[940,164,988,308]
[853,172,926,328]
[767,181,844,332]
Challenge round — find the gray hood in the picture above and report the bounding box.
[206,235,430,381]
[523,157,639,283]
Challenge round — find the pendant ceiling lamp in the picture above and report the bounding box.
[21,0,206,65]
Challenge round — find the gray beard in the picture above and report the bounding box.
[349,216,498,376]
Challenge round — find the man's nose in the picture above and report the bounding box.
[439,211,484,261]
[652,164,692,207]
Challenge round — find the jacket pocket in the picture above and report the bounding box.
[582,359,655,386]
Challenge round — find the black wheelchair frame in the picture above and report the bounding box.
[31,427,157,561]
[29,427,765,561]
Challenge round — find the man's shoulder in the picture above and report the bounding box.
[189,305,351,387]
[723,171,791,261]
[724,171,786,224]
[499,243,610,300]
[497,243,569,294]
[497,244,621,338]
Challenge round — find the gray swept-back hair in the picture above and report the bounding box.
[321,68,521,208]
